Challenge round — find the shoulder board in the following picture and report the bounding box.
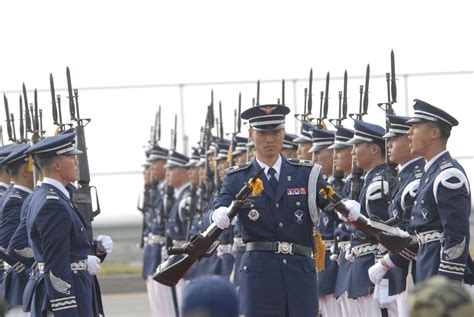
[440,162,453,170]
[415,172,423,178]
[287,158,314,167]
[46,195,59,200]
[225,162,252,175]
[372,175,383,182]
[10,193,23,200]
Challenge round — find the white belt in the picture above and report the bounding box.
[417,230,444,245]
[323,240,334,251]
[37,259,88,273]
[145,234,166,245]
[217,244,233,256]
[233,237,246,248]
[352,243,378,258]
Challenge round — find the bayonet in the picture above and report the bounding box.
[23,83,32,133]
[209,90,214,129]
[256,80,260,105]
[50,73,59,126]
[173,114,177,150]
[66,66,76,121]
[303,88,308,116]
[391,50,397,103]
[158,105,161,141]
[219,101,223,139]
[19,95,24,141]
[34,89,39,132]
[74,89,80,120]
[338,91,342,122]
[39,109,44,136]
[57,95,64,128]
[308,69,313,115]
[363,64,370,115]
[10,113,16,142]
[342,70,348,119]
[4,94,13,141]
[237,92,241,133]
[281,79,285,105]
[323,72,329,119]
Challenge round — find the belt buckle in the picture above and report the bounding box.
[276,242,294,255]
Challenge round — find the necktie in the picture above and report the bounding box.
[268,167,278,193]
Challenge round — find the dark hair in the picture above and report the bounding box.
[426,121,450,143]
[35,155,60,171]
[7,162,25,179]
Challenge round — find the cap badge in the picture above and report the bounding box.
[259,106,277,115]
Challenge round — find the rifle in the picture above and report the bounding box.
[319,182,414,253]
[348,64,370,200]
[4,94,14,142]
[66,67,101,239]
[377,50,398,203]
[153,168,265,286]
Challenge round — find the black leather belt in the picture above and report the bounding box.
[246,241,312,257]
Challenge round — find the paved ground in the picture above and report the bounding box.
[103,292,151,317]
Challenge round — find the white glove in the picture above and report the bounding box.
[374,279,393,308]
[329,245,338,261]
[211,206,230,229]
[344,244,355,262]
[161,246,169,262]
[368,261,388,284]
[87,255,101,275]
[392,227,410,238]
[96,235,114,253]
[343,200,361,222]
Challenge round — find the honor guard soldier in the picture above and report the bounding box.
[164,150,192,306]
[25,132,112,317]
[142,145,178,317]
[293,122,315,160]
[368,114,425,317]
[308,128,342,317]
[281,133,298,159]
[327,125,356,317]
[211,104,331,317]
[406,100,472,283]
[0,144,33,316]
[232,136,249,165]
[341,119,392,317]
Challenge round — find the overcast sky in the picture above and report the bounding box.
[1,0,473,225]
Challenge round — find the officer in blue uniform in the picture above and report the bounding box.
[327,125,355,317]
[293,122,315,160]
[164,150,192,306]
[25,132,108,317]
[211,104,330,317]
[308,128,342,317]
[142,145,178,316]
[342,119,392,317]
[368,114,425,317]
[0,143,33,316]
[406,100,472,283]
[281,133,298,159]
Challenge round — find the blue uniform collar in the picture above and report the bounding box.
[398,157,424,173]
[364,163,386,181]
[13,184,33,194]
[424,150,449,172]
[174,182,191,199]
[42,177,71,199]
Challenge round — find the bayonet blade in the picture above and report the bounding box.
[363,64,370,115]
[23,83,32,133]
[19,95,24,140]
[66,66,76,121]
[308,69,313,115]
[50,73,58,125]
[342,70,348,119]
[281,79,285,105]
[391,50,397,103]
[237,92,241,133]
[3,94,12,141]
[323,72,330,119]
[256,80,260,106]
[219,101,223,139]
[34,89,39,132]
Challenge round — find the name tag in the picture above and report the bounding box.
[287,188,307,196]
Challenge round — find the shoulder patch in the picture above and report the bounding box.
[287,158,314,167]
[225,162,251,175]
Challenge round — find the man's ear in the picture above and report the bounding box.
[248,128,254,139]
[429,125,441,141]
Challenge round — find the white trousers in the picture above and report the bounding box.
[146,275,178,317]
[6,306,29,317]
[337,292,359,317]
[395,290,408,317]
[354,295,382,317]
[319,294,342,317]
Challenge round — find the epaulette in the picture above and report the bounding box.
[440,161,453,170]
[46,190,59,201]
[225,162,252,175]
[10,190,23,200]
[287,158,314,167]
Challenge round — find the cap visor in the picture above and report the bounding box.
[64,149,83,155]
[328,143,350,150]
[346,137,365,145]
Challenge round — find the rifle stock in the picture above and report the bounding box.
[319,183,414,253]
[153,168,265,286]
